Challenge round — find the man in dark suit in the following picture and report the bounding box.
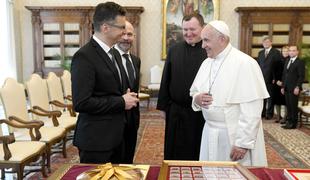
[71,2,139,164]
[115,21,141,163]
[257,36,281,119]
[281,45,305,129]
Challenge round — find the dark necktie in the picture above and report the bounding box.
[287,59,293,69]
[264,50,268,58]
[108,48,122,83]
[123,54,135,88]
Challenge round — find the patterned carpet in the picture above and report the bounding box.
[134,99,310,169]
[263,121,310,168]
[134,106,165,165]
[25,98,310,179]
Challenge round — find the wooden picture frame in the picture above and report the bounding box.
[158,160,258,180]
[161,0,220,59]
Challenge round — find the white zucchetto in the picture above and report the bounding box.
[208,20,230,38]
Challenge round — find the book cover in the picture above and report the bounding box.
[284,169,310,180]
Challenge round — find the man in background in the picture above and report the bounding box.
[190,20,269,166]
[115,21,141,163]
[257,36,281,119]
[281,45,305,129]
[157,12,207,160]
[71,2,139,164]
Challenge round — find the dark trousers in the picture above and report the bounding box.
[262,84,274,118]
[78,141,125,164]
[123,113,139,164]
[285,91,299,127]
[164,103,204,160]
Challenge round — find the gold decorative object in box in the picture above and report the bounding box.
[158,160,258,180]
[77,163,150,180]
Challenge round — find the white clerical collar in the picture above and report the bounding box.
[93,35,112,54]
[214,43,232,62]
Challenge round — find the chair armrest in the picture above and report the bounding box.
[6,116,43,141]
[50,100,76,117]
[29,106,61,127]
[0,132,15,160]
[8,116,44,126]
[64,95,72,101]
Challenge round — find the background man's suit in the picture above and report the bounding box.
[71,38,128,163]
[257,48,281,118]
[115,52,141,163]
[282,57,305,128]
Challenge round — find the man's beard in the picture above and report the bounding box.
[119,42,131,52]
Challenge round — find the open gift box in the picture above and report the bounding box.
[76,163,150,180]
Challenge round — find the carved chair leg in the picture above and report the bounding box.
[16,165,24,180]
[147,99,150,109]
[46,146,52,173]
[1,168,5,179]
[41,152,47,177]
[62,136,67,158]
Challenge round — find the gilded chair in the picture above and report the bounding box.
[46,72,76,118]
[0,78,67,172]
[25,73,76,133]
[0,118,47,180]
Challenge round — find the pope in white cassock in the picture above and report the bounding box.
[190,20,269,166]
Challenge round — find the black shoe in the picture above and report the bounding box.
[266,116,273,120]
[281,124,290,128]
[280,120,286,124]
[283,125,296,129]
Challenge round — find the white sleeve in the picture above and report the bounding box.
[234,99,263,149]
[191,93,201,111]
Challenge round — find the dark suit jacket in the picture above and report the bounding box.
[128,54,141,127]
[282,57,305,92]
[71,38,127,151]
[257,47,281,84]
[125,54,141,94]
[114,52,141,128]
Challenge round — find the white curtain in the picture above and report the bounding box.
[0,0,16,135]
[0,0,17,86]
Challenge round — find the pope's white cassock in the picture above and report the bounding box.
[190,43,269,166]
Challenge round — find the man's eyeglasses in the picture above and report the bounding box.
[106,23,126,30]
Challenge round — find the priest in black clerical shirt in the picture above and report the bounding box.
[157,12,207,160]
